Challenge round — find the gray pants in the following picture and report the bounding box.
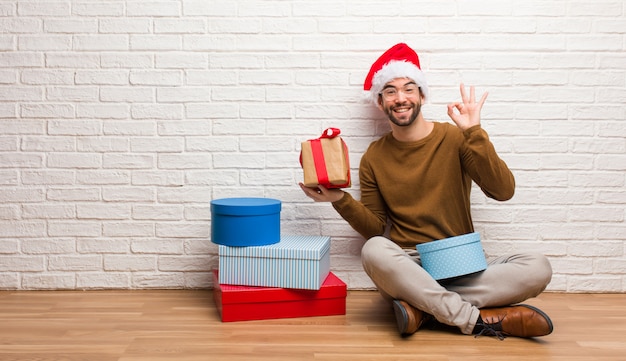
[361,236,553,334]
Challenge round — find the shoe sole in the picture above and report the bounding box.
[517,303,554,335]
[392,300,409,335]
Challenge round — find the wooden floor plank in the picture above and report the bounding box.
[0,290,624,361]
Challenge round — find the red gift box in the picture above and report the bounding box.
[300,127,351,189]
[212,270,347,322]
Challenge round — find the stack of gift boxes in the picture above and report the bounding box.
[211,197,347,322]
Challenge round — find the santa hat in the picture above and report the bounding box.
[363,43,429,104]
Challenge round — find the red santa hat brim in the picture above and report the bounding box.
[363,43,428,104]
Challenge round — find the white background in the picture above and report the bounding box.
[0,0,624,291]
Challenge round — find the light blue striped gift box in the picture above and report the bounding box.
[218,235,331,290]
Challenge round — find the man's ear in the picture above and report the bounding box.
[376,95,384,110]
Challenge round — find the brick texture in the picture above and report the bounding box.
[0,1,624,291]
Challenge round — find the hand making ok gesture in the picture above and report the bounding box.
[447,83,488,131]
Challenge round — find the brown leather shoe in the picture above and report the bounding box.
[392,299,426,336]
[476,304,553,339]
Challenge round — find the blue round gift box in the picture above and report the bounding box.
[416,232,487,280]
[211,197,281,247]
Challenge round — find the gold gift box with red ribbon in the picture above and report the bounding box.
[300,128,351,189]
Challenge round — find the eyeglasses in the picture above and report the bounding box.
[380,84,420,101]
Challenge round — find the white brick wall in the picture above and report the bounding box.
[0,0,624,292]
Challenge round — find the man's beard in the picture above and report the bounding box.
[384,101,421,127]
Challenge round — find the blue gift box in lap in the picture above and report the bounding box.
[417,232,487,280]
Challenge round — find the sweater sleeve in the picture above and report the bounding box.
[331,155,388,239]
[461,125,515,201]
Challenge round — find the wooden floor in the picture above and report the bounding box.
[0,290,625,361]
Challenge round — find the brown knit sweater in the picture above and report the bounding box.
[332,122,515,248]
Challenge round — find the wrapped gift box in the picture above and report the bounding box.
[417,232,487,280]
[213,270,347,322]
[210,197,281,247]
[300,127,351,189]
[219,235,330,290]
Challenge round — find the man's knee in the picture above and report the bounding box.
[511,252,553,295]
[530,252,553,290]
[361,236,392,273]
[361,236,391,263]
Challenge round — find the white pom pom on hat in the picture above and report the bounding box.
[363,43,428,104]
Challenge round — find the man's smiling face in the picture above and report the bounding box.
[379,78,423,127]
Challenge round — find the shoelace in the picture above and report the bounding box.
[474,315,507,340]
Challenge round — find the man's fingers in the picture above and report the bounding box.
[478,91,489,108]
[447,103,456,114]
[459,83,487,107]
[299,183,319,198]
[447,104,454,116]
[459,82,467,103]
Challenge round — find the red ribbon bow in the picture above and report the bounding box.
[319,127,341,139]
